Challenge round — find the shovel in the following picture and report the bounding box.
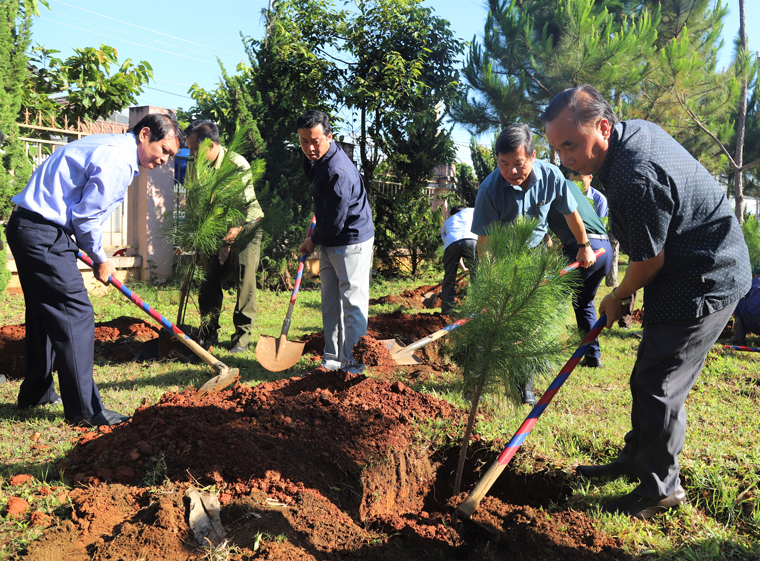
[381,315,476,365]
[458,314,608,518]
[256,215,317,372]
[389,249,607,365]
[421,270,469,308]
[77,251,240,398]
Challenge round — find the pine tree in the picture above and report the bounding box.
[0,0,34,221]
[448,219,577,496]
[451,0,659,135]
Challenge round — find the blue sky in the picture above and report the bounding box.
[31,0,759,165]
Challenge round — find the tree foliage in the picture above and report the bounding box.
[0,0,34,221]
[456,162,478,207]
[23,44,153,125]
[448,218,577,494]
[469,136,495,184]
[451,0,659,135]
[342,0,463,195]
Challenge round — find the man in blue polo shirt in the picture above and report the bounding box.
[472,124,597,404]
[546,180,612,368]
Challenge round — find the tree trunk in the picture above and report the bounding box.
[734,0,748,224]
[606,231,619,287]
[453,380,484,497]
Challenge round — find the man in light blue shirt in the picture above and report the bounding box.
[6,113,183,427]
[471,124,597,404]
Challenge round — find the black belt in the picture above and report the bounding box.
[12,205,38,217]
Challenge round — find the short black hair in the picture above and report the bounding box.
[450,205,465,216]
[540,84,619,129]
[296,110,332,135]
[131,113,185,143]
[184,120,220,145]
[494,124,534,157]
[0,129,5,147]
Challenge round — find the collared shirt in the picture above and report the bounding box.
[471,159,577,247]
[735,276,760,334]
[187,145,265,222]
[597,119,751,324]
[586,186,608,219]
[546,180,606,246]
[12,133,140,264]
[303,142,374,247]
[441,208,478,249]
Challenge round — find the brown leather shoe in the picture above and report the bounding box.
[576,461,637,480]
[602,485,686,520]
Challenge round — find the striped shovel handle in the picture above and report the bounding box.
[458,314,608,517]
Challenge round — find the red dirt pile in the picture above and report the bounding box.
[0,317,159,378]
[301,311,454,382]
[35,370,633,560]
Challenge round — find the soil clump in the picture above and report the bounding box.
[23,369,635,560]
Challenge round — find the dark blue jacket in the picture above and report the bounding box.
[303,142,374,247]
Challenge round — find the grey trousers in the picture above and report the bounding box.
[319,237,374,370]
[617,304,734,498]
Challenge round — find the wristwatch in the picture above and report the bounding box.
[611,288,632,305]
[578,240,591,248]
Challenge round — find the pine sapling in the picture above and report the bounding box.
[448,218,578,497]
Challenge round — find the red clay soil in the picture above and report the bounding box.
[301,311,455,383]
[370,278,468,310]
[630,308,644,324]
[20,369,632,560]
[0,316,160,379]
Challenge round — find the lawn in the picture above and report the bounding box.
[0,262,758,559]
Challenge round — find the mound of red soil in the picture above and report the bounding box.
[370,283,437,308]
[301,311,455,383]
[0,324,26,378]
[0,317,160,379]
[43,370,630,560]
[630,308,644,324]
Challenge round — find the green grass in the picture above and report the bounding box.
[1,264,759,559]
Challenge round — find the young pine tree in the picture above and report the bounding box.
[448,218,578,496]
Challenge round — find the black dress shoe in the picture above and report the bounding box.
[580,356,603,368]
[521,391,538,406]
[602,485,686,520]
[229,345,249,355]
[67,409,131,427]
[576,461,637,480]
[18,397,63,410]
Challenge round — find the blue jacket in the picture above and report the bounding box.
[303,142,374,247]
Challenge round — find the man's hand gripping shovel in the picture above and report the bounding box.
[77,251,240,399]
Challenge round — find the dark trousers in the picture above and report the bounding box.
[617,304,734,498]
[562,238,613,360]
[199,230,262,348]
[441,238,477,314]
[6,211,103,421]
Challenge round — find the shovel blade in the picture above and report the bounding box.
[421,293,439,308]
[256,334,306,372]
[379,338,423,366]
[196,368,240,400]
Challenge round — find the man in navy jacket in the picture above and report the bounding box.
[297,110,375,374]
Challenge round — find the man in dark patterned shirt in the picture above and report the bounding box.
[542,85,751,520]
